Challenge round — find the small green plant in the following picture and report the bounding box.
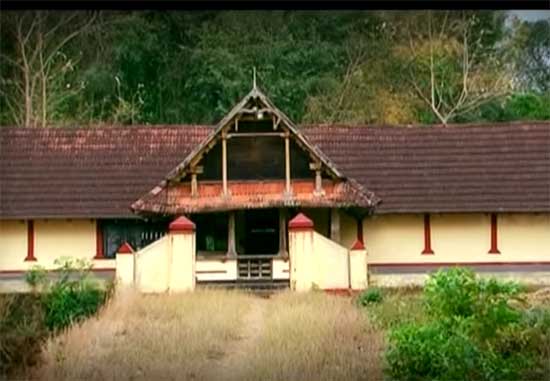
[357,287,383,306]
[385,268,535,381]
[24,265,48,290]
[24,257,107,331]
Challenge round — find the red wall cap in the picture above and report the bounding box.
[169,216,195,233]
[288,213,314,230]
[350,240,365,250]
[117,242,134,254]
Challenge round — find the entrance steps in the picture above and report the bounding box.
[197,279,289,293]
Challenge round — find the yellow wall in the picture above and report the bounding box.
[499,214,550,260]
[34,219,97,268]
[0,220,28,270]
[357,213,550,264]
[0,219,101,271]
[361,214,425,264]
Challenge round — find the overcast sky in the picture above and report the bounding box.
[509,10,550,21]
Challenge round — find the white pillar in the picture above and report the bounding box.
[115,242,135,287]
[168,216,196,292]
[349,247,368,290]
[288,213,314,291]
[349,217,367,289]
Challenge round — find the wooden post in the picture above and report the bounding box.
[222,133,228,196]
[227,212,236,257]
[310,162,324,196]
[330,209,340,243]
[284,132,291,195]
[279,209,287,256]
[191,173,198,197]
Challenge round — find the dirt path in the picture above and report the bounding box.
[203,296,266,381]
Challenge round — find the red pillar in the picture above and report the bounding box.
[351,218,365,250]
[25,220,36,261]
[421,214,434,255]
[488,213,500,254]
[94,220,105,259]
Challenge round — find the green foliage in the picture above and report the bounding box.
[24,257,107,332]
[24,265,47,289]
[357,287,383,306]
[2,11,546,127]
[385,268,535,381]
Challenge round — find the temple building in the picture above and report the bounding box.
[1,84,549,292]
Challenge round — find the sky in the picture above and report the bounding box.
[509,10,550,21]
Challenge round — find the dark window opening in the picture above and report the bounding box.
[198,133,313,182]
[194,213,228,253]
[100,219,168,258]
[234,120,274,133]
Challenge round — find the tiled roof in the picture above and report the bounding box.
[0,125,211,218]
[1,121,549,218]
[132,179,376,214]
[302,121,550,213]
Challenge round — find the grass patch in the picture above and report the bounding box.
[0,293,47,378]
[362,287,426,330]
[36,288,255,380]
[239,291,385,381]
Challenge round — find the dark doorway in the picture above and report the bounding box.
[237,209,279,255]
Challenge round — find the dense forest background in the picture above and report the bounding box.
[0,10,548,127]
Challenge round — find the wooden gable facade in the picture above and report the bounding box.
[131,85,378,216]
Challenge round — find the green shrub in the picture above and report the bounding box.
[357,287,383,306]
[385,268,535,381]
[25,257,107,331]
[24,265,47,290]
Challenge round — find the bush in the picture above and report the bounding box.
[385,268,535,381]
[25,257,108,331]
[357,287,383,306]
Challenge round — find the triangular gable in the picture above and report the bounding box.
[131,85,379,214]
[163,86,343,184]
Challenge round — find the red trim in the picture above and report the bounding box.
[350,218,365,250]
[94,221,105,259]
[169,216,195,233]
[421,214,434,255]
[351,240,365,250]
[369,261,550,267]
[25,220,36,262]
[488,213,500,254]
[288,213,313,231]
[117,242,134,254]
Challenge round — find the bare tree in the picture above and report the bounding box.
[0,11,97,127]
[404,11,512,125]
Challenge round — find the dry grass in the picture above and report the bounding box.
[34,289,385,381]
[35,288,255,381]
[238,292,385,381]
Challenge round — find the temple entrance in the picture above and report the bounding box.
[236,209,280,255]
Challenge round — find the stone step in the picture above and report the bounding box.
[197,280,289,292]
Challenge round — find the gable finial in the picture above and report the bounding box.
[253,66,257,90]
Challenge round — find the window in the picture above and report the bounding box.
[194,213,228,253]
[99,219,168,258]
